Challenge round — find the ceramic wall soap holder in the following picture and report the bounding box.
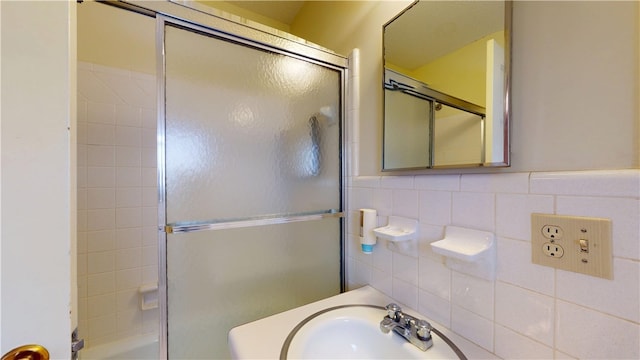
[430,226,496,280]
[373,216,418,242]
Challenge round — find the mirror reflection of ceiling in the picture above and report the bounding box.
[225,1,306,24]
[385,1,504,70]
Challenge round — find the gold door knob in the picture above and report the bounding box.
[2,345,49,360]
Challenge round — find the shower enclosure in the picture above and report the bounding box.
[159,14,346,359]
[78,2,346,359]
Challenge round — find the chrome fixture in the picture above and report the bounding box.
[379,303,433,351]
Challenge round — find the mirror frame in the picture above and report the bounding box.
[382,0,512,171]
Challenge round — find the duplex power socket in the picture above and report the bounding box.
[531,213,612,279]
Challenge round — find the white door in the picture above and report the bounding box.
[0,2,76,358]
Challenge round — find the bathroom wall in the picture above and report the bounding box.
[77,62,158,347]
[295,1,640,359]
[347,171,639,358]
[292,1,639,174]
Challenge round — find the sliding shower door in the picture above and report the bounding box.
[159,18,344,359]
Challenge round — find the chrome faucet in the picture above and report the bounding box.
[379,303,433,351]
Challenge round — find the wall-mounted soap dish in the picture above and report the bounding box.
[430,226,496,280]
[373,216,418,242]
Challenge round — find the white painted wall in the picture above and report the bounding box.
[0,2,75,358]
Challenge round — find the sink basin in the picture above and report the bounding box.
[282,305,457,359]
[228,286,497,360]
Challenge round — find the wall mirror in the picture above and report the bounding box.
[383,0,511,170]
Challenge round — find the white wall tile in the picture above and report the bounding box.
[87,145,115,167]
[142,187,157,207]
[496,194,554,241]
[556,258,639,322]
[87,167,115,188]
[414,174,460,191]
[352,176,380,188]
[419,190,452,226]
[116,188,141,208]
[80,63,157,345]
[372,188,393,217]
[87,188,115,209]
[418,255,451,300]
[495,282,554,346]
[349,258,371,289]
[116,228,142,249]
[350,169,640,358]
[87,101,116,124]
[380,175,414,189]
[117,310,143,334]
[142,226,157,247]
[141,108,156,129]
[452,192,495,232]
[141,128,156,148]
[116,207,142,229]
[115,104,142,127]
[87,251,116,275]
[141,146,156,167]
[451,305,494,351]
[371,240,393,273]
[392,189,419,218]
[87,124,115,145]
[116,269,142,292]
[461,173,530,194]
[88,315,116,341]
[87,294,116,319]
[116,146,141,167]
[348,186,373,210]
[141,168,156,187]
[392,278,418,309]
[87,209,115,231]
[418,289,451,328]
[115,126,141,147]
[495,324,554,359]
[87,272,115,297]
[496,237,555,296]
[556,300,640,359]
[451,272,494,320]
[142,266,158,284]
[556,196,640,259]
[116,247,142,270]
[392,252,418,285]
[142,245,157,266]
[117,167,142,187]
[531,170,640,197]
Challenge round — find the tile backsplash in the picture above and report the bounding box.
[347,170,640,359]
[77,62,158,346]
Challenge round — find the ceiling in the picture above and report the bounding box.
[226,1,306,25]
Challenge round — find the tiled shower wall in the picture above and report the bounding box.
[77,62,159,346]
[347,171,640,359]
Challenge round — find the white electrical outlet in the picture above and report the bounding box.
[531,213,612,279]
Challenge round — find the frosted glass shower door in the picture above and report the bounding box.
[161,20,343,358]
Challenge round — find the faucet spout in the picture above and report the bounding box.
[379,303,433,352]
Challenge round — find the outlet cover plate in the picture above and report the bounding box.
[531,213,612,279]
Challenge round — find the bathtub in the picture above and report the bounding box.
[81,334,159,360]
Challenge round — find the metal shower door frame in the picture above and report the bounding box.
[154,11,348,360]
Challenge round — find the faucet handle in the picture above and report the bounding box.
[415,319,432,341]
[385,303,402,320]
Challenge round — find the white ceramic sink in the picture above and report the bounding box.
[284,305,455,359]
[228,286,498,360]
